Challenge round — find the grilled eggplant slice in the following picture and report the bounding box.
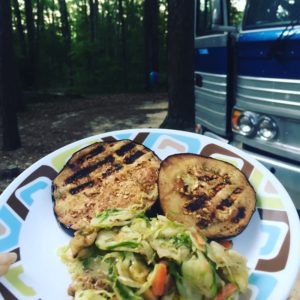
[158,153,256,239]
[52,139,160,231]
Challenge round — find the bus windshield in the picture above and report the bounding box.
[243,0,300,30]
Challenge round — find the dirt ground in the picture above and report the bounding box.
[0,92,168,194]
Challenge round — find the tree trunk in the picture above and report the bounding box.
[105,7,114,60]
[87,0,99,84]
[143,0,159,91]
[94,0,99,37]
[11,0,26,111]
[118,0,128,91]
[160,0,195,131]
[89,0,95,41]
[36,0,45,36]
[36,0,45,85]
[58,0,71,45]
[58,0,73,86]
[12,0,27,58]
[51,0,58,27]
[24,0,36,88]
[89,0,99,42]
[81,0,89,25]
[0,0,21,150]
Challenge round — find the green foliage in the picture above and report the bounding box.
[11,0,168,93]
[230,0,246,26]
[230,7,243,26]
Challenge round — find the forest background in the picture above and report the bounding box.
[12,0,168,93]
[8,0,242,93]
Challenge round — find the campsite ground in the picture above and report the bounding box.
[0,92,168,193]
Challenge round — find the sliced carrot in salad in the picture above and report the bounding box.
[151,262,168,296]
[143,289,158,300]
[214,283,238,300]
[192,231,206,247]
[218,239,233,249]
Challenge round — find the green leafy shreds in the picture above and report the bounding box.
[134,211,148,220]
[94,209,122,223]
[91,208,144,229]
[74,289,114,300]
[78,245,105,269]
[96,208,119,223]
[208,260,218,297]
[107,259,117,282]
[106,241,141,250]
[168,261,182,282]
[80,256,95,270]
[61,208,249,300]
[171,233,192,248]
[168,262,191,300]
[114,280,143,300]
[99,208,121,217]
[105,256,144,300]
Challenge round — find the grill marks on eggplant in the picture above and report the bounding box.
[181,172,246,228]
[124,150,144,164]
[53,139,161,230]
[115,142,136,156]
[76,144,105,164]
[232,207,246,223]
[65,155,115,184]
[195,177,250,230]
[64,141,146,195]
[196,218,209,229]
[102,164,123,178]
[183,174,242,214]
[216,198,234,210]
[184,194,208,212]
[70,181,94,195]
[158,153,256,239]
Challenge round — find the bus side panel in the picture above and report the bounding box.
[194,35,231,137]
[237,29,300,79]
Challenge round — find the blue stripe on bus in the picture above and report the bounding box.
[237,29,300,79]
[194,47,228,74]
[239,28,300,42]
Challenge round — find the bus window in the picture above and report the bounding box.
[243,0,300,30]
[195,0,213,36]
[195,0,224,36]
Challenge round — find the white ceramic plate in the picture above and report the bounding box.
[0,129,300,300]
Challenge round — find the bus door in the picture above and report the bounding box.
[194,0,235,138]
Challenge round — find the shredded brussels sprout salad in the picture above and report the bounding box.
[59,208,249,300]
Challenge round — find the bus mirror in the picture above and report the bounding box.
[211,0,223,25]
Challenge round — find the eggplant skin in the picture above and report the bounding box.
[52,139,161,231]
[158,153,256,239]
